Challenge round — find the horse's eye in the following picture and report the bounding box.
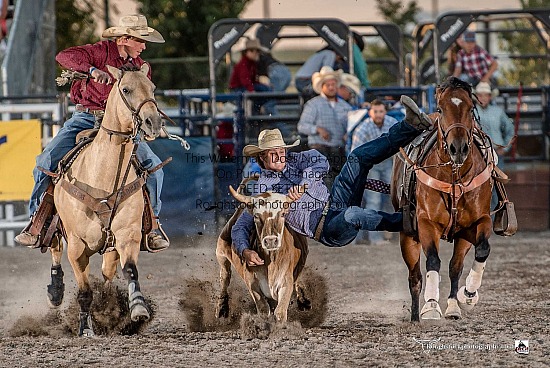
[436,107,442,113]
[122,87,130,94]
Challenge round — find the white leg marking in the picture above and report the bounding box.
[465,260,486,292]
[424,270,440,302]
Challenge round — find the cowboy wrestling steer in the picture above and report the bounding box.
[216,185,310,322]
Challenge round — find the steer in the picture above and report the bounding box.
[215,185,310,322]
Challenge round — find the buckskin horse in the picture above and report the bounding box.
[392,78,495,321]
[50,64,162,336]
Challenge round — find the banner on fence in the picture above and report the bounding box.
[0,120,41,201]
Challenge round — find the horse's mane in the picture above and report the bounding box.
[119,64,141,72]
[438,76,473,97]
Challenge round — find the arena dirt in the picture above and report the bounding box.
[0,231,548,367]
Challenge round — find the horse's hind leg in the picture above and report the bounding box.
[445,239,472,319]
[458,235,490,311]
[67,241,94,337]
[401,235,422,322]
[215,247,232,318]
[48,234,65,307]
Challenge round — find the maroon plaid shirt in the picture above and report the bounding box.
[455,45,495,80]
[56,40,150,111]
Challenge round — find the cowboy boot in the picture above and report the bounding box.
[145,222,170,252]
[401,95,432,131]
[14,218,39,247]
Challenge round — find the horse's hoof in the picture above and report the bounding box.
[420,300,442,320]
[47,282,65,308]
[457,286,479,311]
[79,328,95,337]
[444,298,462,319]
[216,295,229,318]
[297,297,312,311]
[131,304,150,322]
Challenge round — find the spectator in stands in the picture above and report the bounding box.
[338,72,362,107]
[452,31,498,87]
[297,66,352,188]
[474,82,514,211]
[15,14,169,252]
[230,97,432,266]
[257,50,291,93]
[352,32,370,89]
[350,99,398,245]
[0,0,9,44]
[294,47,343,100]
[229,38,276,116]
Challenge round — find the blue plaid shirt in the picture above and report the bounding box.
[231,150,330,256]
[297,95,352,148]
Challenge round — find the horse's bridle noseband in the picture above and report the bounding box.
[100,72,159,143]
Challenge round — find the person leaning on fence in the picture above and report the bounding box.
[297,66,352,189]
[452,31,498,87]
[231,96,433,266]
[14,14,170,252]
[228,38,276,116]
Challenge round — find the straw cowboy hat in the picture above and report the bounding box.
[238,38,268,52]
[312,66,343,94]
[340,73,361,95]
[243,129,300,156]
[102,15,165,43]
[475,82,499,97]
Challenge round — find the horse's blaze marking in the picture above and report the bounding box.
[451,97,462,106]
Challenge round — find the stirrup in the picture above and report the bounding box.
[142,223,170,253]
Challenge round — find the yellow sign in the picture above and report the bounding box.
[0,120,41,201]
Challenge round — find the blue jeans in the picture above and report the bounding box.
[319,121,421,247]
[268,63,291,92]
[30,111,163,216]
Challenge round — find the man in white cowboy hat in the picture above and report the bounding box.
[474,82,514,212]
[297,66,352,188]
[229,38,276,116]
[15,14,170,252]
[232,96,432,266]
[338,73,362,106]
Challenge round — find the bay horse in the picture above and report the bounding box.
[51,64,162,336]
[392,78,494,321]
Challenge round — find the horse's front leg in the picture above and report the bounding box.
[67,237,94,337]
[117,230,150,322]
[458,226,491,311]
[48,234,65,307]
[400,234,422,322]
[418,222,442,320]
[445,238,472,319]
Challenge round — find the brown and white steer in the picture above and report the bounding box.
[216,185,310,322]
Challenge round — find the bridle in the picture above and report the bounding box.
[100,71,159,143]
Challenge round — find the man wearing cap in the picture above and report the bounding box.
[15,15,170,252]
[232,96,432,266]
[229,38,276,116]
[452,31,498,86]
[297,66,352,189]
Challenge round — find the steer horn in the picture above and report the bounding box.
[229,185,252,205]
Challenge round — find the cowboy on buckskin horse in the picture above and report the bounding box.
[15,14,169,252]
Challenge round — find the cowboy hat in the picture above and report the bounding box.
[475,81,499,98]
[102,15,165,43]
[312,66,342,94]
[340,73,361,95]
[243,129,300,156]
[238,38,268,52]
